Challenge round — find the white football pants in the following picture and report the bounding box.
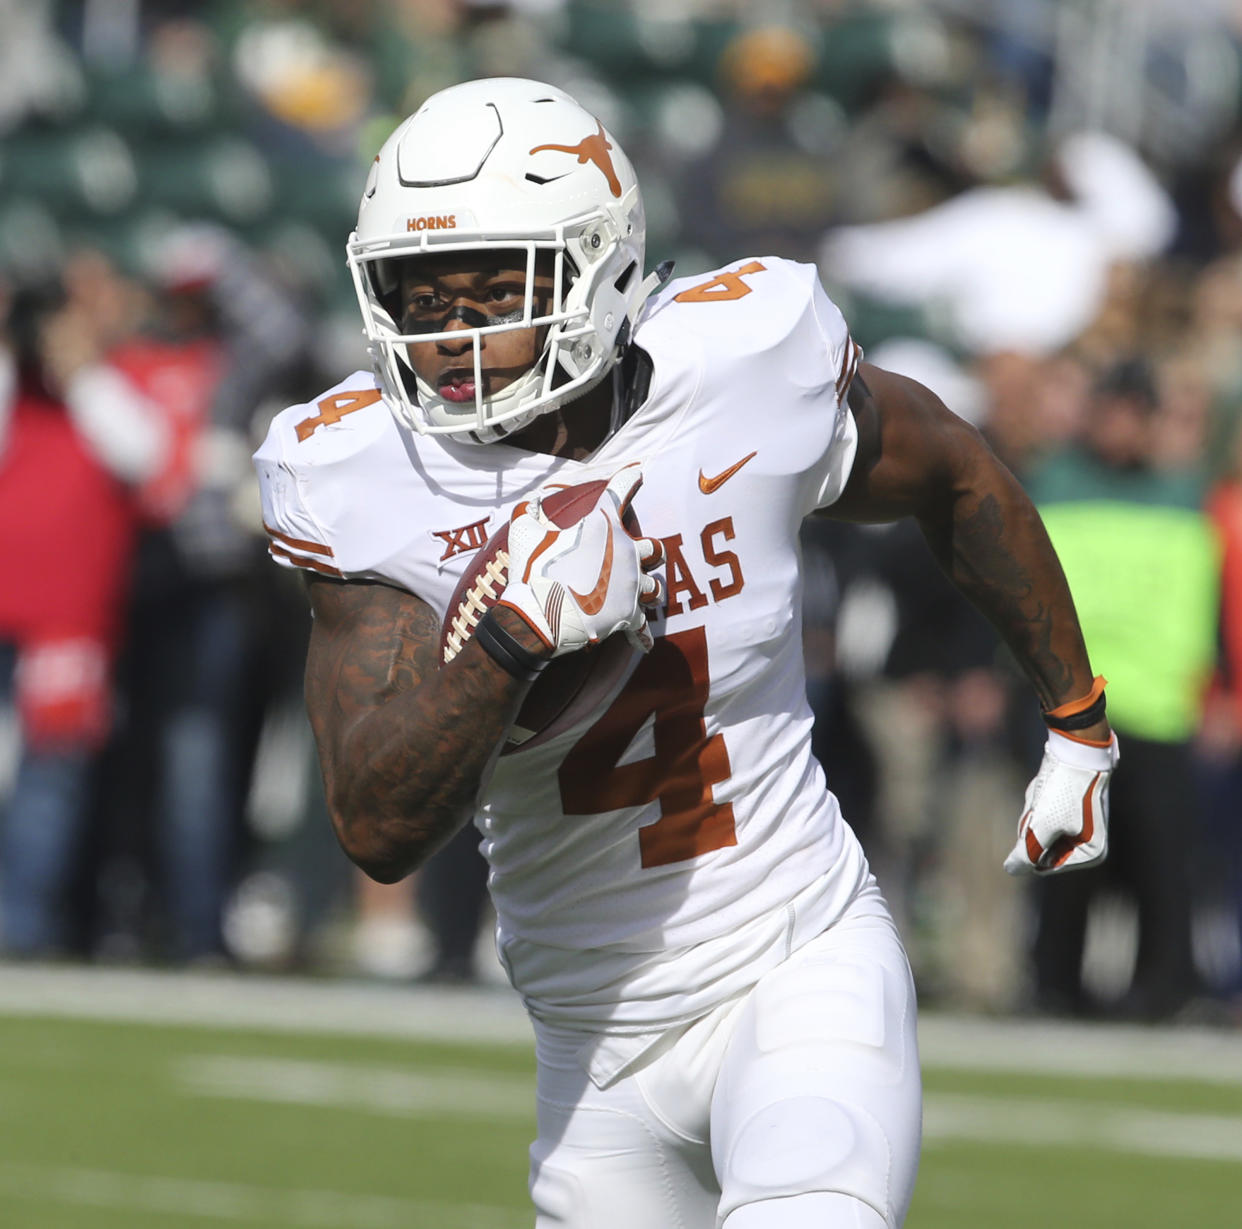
[528,886,921,1228]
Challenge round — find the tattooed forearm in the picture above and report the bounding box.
[829,363,1098,715]
[304,577,531,881]
[932,489,1076,709]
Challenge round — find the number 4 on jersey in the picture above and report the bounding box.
[674,261,767,305]
[559,627,737,868]
[296,387,383,442]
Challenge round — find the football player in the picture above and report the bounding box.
[254,78,1117,1229]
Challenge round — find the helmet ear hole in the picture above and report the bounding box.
[613,261,637,294]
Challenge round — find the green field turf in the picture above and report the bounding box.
[0,1015,534,1228]
[0,970,1239,1228]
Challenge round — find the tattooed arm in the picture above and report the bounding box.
[303,575,541,882]
[822,362,1109,739]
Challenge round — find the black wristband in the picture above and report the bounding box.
[473,608,550,682]
[1043,693,1107,732]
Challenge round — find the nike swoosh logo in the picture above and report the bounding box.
[698,451,757,495]
[567,515,615,615]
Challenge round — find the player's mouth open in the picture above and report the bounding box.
[439,371,479,403]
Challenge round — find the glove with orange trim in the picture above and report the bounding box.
[498,463,664,657]
[1003,730,1119,876]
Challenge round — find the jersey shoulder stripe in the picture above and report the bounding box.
[263,522,342,577]
[836,337,862,401]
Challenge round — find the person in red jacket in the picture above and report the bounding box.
[1204,421,1242,1005]
[0,263,169,956]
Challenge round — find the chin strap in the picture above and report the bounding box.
[603,262,671,435]
[608,321,631,437]
[607,322,656,437]
[638,260,675,300]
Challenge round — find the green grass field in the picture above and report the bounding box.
[0,968,1239,1228]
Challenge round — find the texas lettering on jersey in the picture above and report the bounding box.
[661,518,745,616]
[253,256,867,1030]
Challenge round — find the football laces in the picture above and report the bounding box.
[443,550,511,664]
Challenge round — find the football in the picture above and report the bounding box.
[440,479,642,754]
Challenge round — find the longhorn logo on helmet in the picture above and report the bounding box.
[529,123,622,198]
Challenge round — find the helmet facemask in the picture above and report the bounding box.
[350,204,641,444]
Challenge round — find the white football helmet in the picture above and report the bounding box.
[347,77,651,444]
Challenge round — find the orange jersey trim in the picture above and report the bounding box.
[264,522,335,558]
[836,338,861,401]
[268,542,343,578]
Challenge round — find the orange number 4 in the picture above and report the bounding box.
[296,387,383,442]
[674,260,767,305]
[558,627,737,868]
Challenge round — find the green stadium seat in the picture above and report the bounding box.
[83,64,223,138]
[134,136,276,226]
[563,4,660,78]
[0,125,139,218]
[266,153,362,236]
[815,11,901,110]
[0,198,65,281]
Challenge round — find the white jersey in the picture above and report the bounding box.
[254,257,871,1031]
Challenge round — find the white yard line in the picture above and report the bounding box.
[171,1053,1242,1165]
[0,964,533,1044]
[175,1054,533,1120]
[0,1163,529,1229]
[924,1093,1242,1163]
[917,1014,1242,1088]
[2,963,1242,1085]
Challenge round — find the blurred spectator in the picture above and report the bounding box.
[801,336,1028,1009]
[820,130,1177,358]
[1153,355,1214,472]
[92,224,309,963]
[228,5,375,156]
[976,349,1093,477]
[678,24,836,266]
[415,822,490,984]
[1025,357,1220,1020]
[1183,252,1242,462]
[831,513,1026,1010]
[0,0,82,133]
[0,257,167,956]
[1201,420,1242,1007]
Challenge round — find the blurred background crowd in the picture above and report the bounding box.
[2,0,1241,1026]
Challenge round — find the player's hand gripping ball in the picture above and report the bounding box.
[1003,730,1119,875]
[501,463,664,655]
[440,463,664,753]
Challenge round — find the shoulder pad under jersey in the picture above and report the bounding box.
[639,256,860,404]
[252,371,395,578]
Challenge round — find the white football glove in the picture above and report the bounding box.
[498,463,664,657]
[1004,730,1120,876]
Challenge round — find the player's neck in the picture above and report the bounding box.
[502,381,614,461]
[502,345,651,461]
